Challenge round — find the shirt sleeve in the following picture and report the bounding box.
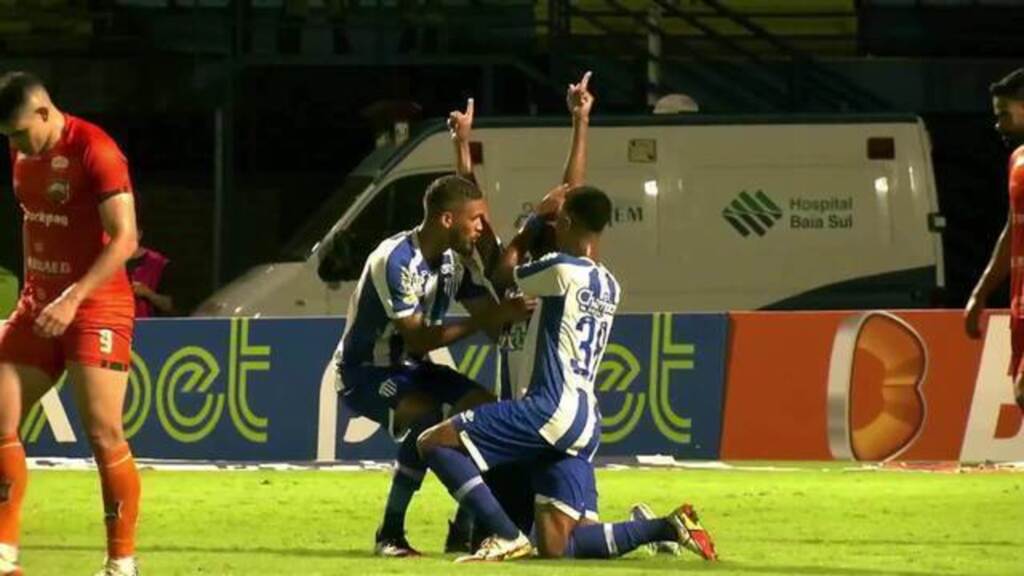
[369,248,421,320]
[514,253,573,298]
[83,137,132,201]
[454,249,497,302]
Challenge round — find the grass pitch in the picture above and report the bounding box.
[19,464,1024,575]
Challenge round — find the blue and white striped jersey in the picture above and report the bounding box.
[336,229,488,367]
[512,252,620,457]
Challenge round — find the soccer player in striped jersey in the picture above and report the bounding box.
[417,186,717,562]
[440,72,595,553]
[333,174,531,557]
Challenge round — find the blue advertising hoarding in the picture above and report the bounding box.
[24,314,727,461]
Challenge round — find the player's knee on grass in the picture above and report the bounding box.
[534,504,577,558]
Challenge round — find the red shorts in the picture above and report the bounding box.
[0,301,134,380]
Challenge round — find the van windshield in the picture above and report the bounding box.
[279,120,447,261]
[280,174,375,260]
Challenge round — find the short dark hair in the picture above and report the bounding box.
[565,186,613,233]
[0,71,44,124]
[424,174,483,216]
[990,68,1024,101]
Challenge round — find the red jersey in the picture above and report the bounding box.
[1010,146,1024,319]
[10,114,134,318]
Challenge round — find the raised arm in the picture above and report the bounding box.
[562,71,593,189]
[448,97,475,182]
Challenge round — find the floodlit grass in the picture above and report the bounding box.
[19,464,1024,575]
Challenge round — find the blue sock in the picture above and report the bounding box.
[379,416,436,539]
[424,446,520,540]
[452,502,475,536]
[565,519,676,558]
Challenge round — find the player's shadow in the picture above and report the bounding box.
[23,544,380,560]
[528,559,964,576]
[21,545,986,575]
[750,537,1017,548]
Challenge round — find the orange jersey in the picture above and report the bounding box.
[1010,146,1024,319]
[10,114,134,319]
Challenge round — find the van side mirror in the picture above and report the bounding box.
[318,231,362,283]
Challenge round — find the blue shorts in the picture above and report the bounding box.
[455,399,600,522]
[338,361,484,437]
[532,455,599,522]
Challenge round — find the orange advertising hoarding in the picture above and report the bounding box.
[721,310,1022,461]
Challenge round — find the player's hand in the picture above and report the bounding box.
[34,289,81,338]
[132,281,153,300]
[566,71,594,120]
[536,184,569,219]
[964,293,985,339]
[448,98,474,143]
[496,296,536,325]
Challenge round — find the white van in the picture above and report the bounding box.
[194,114,944,316]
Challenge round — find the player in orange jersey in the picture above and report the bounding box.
[0,72,142,576]
[965,67,1024,411]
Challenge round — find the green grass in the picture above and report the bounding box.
[19,465,1024,575]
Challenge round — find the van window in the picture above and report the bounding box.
[351,172,446,234]
[343,172,449,266]
[282,174,373,260]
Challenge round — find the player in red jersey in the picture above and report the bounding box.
[0,72,141,576]
[965,67,1024,411]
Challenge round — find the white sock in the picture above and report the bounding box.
[0,543,17,562]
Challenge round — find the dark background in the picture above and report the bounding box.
[0,0,1020,312]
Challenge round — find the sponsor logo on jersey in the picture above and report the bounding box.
[576,287,616,317]
[24,210,69,227]
[51,155,69,171]
[26,256,71,276]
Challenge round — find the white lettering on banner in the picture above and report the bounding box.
[316,346,459,461]
[26,257,71,275]
[39,388,77,443]
[24,211,69,227]
[960,315,1024,461]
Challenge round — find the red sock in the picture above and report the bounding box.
[95,442,140,558]
[0,434,26,546]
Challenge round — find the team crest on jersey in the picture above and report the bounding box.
[51,155,69,171]
[45,179,71,205]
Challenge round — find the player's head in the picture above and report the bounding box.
[0,71,59,156]
[555,186,612,252]
[990,68,1024,147]
[423,174,487,256]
